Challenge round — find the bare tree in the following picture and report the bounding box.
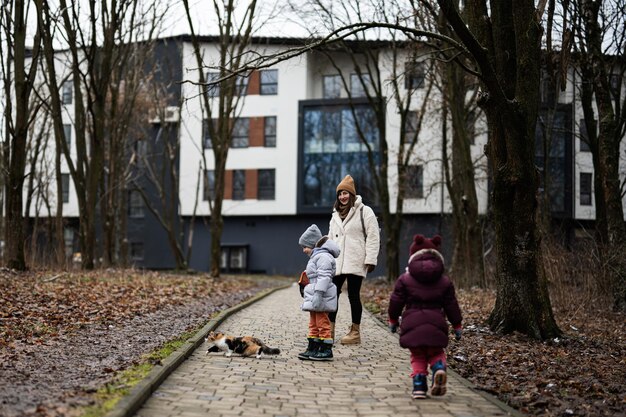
[569,0,626,310]
[434,0,561,338]
[0,0,42,270]
[182,0,259,277]
[422,2,487,288]
[35,0,163,269]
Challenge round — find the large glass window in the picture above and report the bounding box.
[301,101,380,209]
[258,169,275,200]
[260,70,278,95]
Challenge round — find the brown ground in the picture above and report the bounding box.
[361,279,626,417]
[2,269,624,417]
[0,270,285,417]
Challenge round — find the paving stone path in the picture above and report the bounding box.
[134,285,520,417]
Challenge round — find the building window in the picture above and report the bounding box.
[301,101,380,208]
[232,118,249,148]
[63,124,72,149]
[129,190,144,218]
[264,116,276,147]
[236,75,249,96]
[350,73,371,98]
[535,107,571,214]
[260,69,278,95]
[580,173,593,206]
[579,118,592,152]
[540,77,556,105]
[405,61,424,89]
[206,72,220,97]
[404,165,424,199]
[204,170,215,201]
[403,111,418,141]
[220,246,248,272]
[62,80,73,105]
[323,75,342,99]
[258,169,275,200]
[130,242,144,261]
[61,174,70,203]
[232,170,245,200]
[202,119,213,149]
[466,110,476,145]
[63,227,74,258]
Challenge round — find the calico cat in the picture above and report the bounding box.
[205,331,280,358]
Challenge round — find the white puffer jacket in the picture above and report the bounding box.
[329,195,380,277]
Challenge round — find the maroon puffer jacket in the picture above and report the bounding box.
[388,249,462,349]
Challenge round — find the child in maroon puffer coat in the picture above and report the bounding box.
[388,234,463,399]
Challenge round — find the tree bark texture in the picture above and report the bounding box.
[438,0,560,338]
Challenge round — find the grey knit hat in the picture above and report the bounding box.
[299,224,323,248]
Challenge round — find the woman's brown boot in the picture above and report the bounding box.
[330,323,335,341]
[340,323,361,345]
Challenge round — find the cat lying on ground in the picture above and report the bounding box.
[205,331,280,358]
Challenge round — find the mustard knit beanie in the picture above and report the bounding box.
[336,175,356,196]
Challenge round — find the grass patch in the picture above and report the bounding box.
[80,320,212,417]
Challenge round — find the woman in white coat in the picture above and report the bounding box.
[328,175,380,344]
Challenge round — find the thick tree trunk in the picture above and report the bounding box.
[485,107,560,339]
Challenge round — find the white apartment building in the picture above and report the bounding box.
[19,35,626,274]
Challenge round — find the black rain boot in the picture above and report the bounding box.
[310,341,333,361]
[297,338,318,360]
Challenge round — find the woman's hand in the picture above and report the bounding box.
[366,264,375,273]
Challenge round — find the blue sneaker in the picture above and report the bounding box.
[412,374,427,399]
[430,360,447,396]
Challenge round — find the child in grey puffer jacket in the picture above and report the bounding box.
[297,224,340,361]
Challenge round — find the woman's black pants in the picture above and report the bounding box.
[328,274,363,325]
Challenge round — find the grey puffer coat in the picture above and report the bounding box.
[301,239,340,312]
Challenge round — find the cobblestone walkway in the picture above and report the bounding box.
[134,285,519,417]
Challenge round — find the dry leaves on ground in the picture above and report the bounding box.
[362,279,626,417]
[0,270,285,417]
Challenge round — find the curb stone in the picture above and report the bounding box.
[105,284,291,417]
[367,305,525,417]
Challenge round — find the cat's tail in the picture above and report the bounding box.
[261,346,280,355]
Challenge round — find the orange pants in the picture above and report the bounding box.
[308,311,332,340]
